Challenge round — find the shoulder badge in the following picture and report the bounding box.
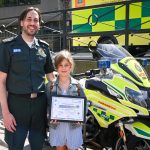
[37,47,46,57]
[2,36,17,43]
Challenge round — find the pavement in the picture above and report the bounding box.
[0,106,94,150]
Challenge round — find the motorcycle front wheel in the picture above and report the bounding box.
[115,134,150,150]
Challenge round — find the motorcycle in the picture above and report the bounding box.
[73,44,150,150]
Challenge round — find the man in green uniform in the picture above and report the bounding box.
[0,7,55,150]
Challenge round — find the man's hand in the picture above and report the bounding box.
[0,72,16,132]
[3,112,16,132]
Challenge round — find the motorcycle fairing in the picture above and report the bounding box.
[103,75,149,116]
[85,78,119,101]
[111,57,150,88]
[84,89,137,128]
[125,122,150,140]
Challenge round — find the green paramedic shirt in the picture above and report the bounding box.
[0,35,54,94]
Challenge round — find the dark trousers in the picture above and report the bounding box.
[5,93,47,150]
[5,126,44,150]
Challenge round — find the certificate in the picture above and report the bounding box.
[49,95,86,122]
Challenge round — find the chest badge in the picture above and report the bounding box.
[38,48,46,57]
[13,48,22,53]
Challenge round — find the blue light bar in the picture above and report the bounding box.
[140,58,148,67]
[97,60,111,69]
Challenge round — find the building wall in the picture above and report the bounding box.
[0,0,70,51]
[0,0,63,24]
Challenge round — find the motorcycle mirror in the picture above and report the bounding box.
[92,69,100,74]
[88,41,102,60]
[88,40,97,52]
[85,70,92,76]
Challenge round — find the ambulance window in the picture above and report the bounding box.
[78,0,83,4]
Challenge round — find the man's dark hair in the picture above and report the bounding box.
[19,7,42,25]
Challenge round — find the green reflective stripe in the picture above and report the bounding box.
[93,108,115,122]
[129,18,141,29]
[109,115,115,120]
[93,108,98,112]
[92,6,115,22]
[135,127,150,137]
[103,81,127,100]
[72,24,92,33]
[142,1,150,17]
[115,20,126,30]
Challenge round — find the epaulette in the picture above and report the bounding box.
[38,39,49,47]
[2,36,16,43]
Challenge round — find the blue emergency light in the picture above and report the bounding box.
[141,59,148,67]
[97,60,111,69]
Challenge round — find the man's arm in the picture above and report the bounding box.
[0,71,16,132]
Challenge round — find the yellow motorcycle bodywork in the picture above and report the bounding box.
[125,122,150,140]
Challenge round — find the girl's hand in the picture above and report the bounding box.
[49,120,59,129]
[49,120,59,125]
[76,122,83,126]
[71,122,83,128]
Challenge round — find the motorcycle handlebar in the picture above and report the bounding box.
[73,69,100,79]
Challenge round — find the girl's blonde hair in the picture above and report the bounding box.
[54,50,75,72]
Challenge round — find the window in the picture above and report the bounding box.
[75,0,85,8]
[4,0,17,6]
[19,0,41,5]
[0,0,41,7]
[78,0,83,4]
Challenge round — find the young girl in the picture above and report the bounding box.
[46,50,86,150]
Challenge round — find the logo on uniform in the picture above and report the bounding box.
[37,48,46,57]
[13,49,22,53]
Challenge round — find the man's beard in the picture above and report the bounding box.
[23,28,38,37]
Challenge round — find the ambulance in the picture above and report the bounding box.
[71,0,150,56]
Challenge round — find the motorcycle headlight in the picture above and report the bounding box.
[140,90,148,100]
[125,87,147,108]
